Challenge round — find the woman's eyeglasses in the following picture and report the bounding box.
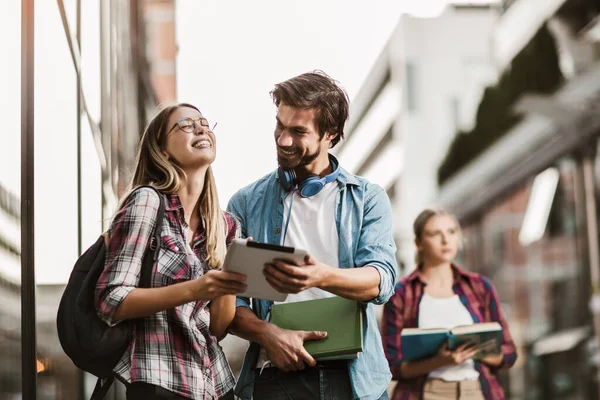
[168,117,217,134]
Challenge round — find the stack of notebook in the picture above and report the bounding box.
[270,296,364,360]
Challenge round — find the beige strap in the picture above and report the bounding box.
[102,232,110,248]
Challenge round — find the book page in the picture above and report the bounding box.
[451,322,501,335]
[401,327,448,335]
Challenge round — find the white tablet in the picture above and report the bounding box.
[223,238,308,302]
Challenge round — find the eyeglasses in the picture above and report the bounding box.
[167,117,218,134]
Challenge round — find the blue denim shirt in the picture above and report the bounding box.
[226,166,397,400]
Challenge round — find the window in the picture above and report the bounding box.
[519,167,560,246]
[405,62,417,112]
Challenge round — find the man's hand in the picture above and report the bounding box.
[263,254,328,294]
[261,324,327,372]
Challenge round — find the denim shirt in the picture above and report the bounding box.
[226,166,398,400]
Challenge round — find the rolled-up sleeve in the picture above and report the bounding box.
[226,191,247,239]
[354,186,398,305]
[95,188,160,326]
[227,192,252,310]
[483,277,518,368]
[381,282,406,380]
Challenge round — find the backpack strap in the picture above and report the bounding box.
[138,186,165,288]
[89,376,114,400]
[89,187,165,400]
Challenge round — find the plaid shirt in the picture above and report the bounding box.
[95,187,239,399]
[381,265,517,400]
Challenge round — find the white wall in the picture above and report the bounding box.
[391,6,499,273]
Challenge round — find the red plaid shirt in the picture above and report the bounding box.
[381,265,517,400]
[95,187,239,399]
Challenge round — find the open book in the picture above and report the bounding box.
[401,322,502,362]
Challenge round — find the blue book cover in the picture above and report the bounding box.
[401,328,449,362]
[401,322,502,362]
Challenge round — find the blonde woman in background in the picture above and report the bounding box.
[382,209,517,400]
[95,103,247,400]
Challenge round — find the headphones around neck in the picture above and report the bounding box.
[278,154,340,198]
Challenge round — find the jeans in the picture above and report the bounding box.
[252,366,390,400]
[126,382,234,400]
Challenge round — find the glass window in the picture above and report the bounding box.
[81,117,103,246]
[35,2,81,398]
[35,0,79,284]
[405,62,417,112]
[81,0,101,122]
[460,156,589,398]
[0,1,22,398]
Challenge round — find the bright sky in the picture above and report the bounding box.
[176,0,453,205]
[0,0,462,284]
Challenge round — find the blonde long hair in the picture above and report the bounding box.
[121,103,226,268]
[413,208,462,265]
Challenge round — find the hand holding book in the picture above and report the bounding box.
[435,342,480,367]
[400,322,502,363]
[260,324,328,372]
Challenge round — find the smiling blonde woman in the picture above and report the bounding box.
[95,103,247,400]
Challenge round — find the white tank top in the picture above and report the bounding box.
[256,182,340,368]
[418,293,480,381]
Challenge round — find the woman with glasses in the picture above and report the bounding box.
[95,103,247,400]
[381,209,517,400]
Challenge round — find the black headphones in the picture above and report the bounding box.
[278,154,340,198]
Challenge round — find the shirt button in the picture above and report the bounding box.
[279,198,283,204]
[275,227,281,234]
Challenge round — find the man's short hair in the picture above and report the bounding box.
[270,70,349,148]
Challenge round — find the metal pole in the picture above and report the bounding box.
[76,2,85,398]
[76,0,82,257]
[583,154,600,285]
[581,151,600,399]
[21,0,37,398]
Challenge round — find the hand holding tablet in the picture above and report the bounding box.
[223,238,308,301]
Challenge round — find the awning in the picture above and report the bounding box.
[532,326,591,356]
[439,64,600,220]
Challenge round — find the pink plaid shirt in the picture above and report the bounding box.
[95,187,239,399]
[381,265,517,400]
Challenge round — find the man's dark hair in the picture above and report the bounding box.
[270,70,349,148]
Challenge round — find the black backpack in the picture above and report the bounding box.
[56,186,165,399]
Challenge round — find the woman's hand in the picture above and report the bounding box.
[435,342,479,366]
[189,270,247,301]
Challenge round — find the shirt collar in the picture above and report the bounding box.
[337,166,359,187]
[164,191,206,231]
[272,156,360,188]
[165,192,184,211]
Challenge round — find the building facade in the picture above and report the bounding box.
[334,3,500,274]
[438,0,600,397]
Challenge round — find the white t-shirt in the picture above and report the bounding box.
[256,181,339,368]
[418,293,480,381]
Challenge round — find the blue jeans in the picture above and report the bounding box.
[252,366,390,400]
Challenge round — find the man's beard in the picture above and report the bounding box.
[277,146,321,170]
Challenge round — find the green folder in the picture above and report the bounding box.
[270,296,363,360]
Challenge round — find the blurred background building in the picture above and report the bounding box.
[338,0,600,398]
[2,0,176,398]
[333,2,500,276]
[438,0,600,398]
